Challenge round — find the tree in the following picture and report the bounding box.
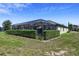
[2,20,12,31]
[68,22,72,32]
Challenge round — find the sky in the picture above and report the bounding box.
[0,3,79,27]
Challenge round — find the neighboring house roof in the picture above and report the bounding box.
[72,25,79,29]
[13,19,68,28]
[72,25,78,27]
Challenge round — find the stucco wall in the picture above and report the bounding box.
[57,27,68,34]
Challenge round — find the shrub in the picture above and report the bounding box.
[6,30,36,39]
[43,30,60,40]
[67,30,70,33]
[6,30,60,40]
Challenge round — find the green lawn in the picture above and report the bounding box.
[0,32,79,56]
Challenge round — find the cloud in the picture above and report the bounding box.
[0,3,32,14]
[0,9,7,13]
[0,8,9,14]
[41,4,74,12]
[5,3,32,10]
[13,3,29,8]
[58,5,73,10]
[12,3,32,11]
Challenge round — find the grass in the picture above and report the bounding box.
[0,32,79,55]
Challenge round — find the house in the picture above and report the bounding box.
[72,25,79,31]
[12,19,68,34]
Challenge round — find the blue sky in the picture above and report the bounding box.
[0,3,79,26]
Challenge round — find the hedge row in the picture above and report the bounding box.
[6,30,60,40]
[6,30,36,39]
[43,30,60,40]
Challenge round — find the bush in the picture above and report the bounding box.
[67,30,70,33]
[6,30,60,40]
[43,30,60,40]
[6,30,36,39]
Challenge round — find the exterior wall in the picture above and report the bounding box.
[57,26,68,34]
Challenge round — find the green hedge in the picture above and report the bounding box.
[44,30,60,40]
[6,30,36,39]
[6,30,60,40]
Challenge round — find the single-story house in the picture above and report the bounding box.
[12,19,68,34]
[72,25,79,31]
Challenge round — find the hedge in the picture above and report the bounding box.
[43,30,60,40]
[6,30,36,39]
[6,30,60,40]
